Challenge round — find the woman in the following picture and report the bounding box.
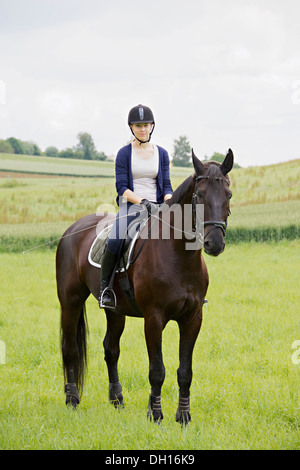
[99,104,173,308]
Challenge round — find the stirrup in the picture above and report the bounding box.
[99,287,117,309]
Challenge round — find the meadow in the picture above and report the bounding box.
[0,154,299,251]
[0,241,299,450]
[0,153,299,450]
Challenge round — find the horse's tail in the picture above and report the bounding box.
[61,303,88,398]
[76,304,88,396]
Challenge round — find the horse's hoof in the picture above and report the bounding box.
[175,410,191,427]
[176,395,191,426]
[110,397,125,409]
[109,381,125,409]
[65,383,80,409]
[66,395,79,408]
[147,393,163,423]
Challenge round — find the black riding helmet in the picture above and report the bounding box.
[128,104,155,144]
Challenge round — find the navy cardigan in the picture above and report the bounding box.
[115,143,173,205]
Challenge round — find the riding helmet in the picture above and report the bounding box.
[128,104,155,125]
[128,104,155,143]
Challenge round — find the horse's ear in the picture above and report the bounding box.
[192,148,205,176]
[220,149,234,175]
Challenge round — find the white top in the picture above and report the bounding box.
[131,144,159,202]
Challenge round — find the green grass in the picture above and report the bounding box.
[1,152,299,203]
[0,176,116,224]
[0,157,299,250]
[0,155,299,449]
[0,241,299,449]
[0,153,115,177]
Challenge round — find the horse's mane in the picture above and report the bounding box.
[166,175,194,206]
[166,161,230,206]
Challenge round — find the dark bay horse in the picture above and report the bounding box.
[56,149,233,425]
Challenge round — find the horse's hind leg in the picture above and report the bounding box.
[103,310,126,407]
[60,289,89,408]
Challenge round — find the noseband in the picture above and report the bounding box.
[192,175,228,236]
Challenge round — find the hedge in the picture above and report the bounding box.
[226,224,300,244]
[0,224,299,253]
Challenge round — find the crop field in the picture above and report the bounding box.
[0,153,299,450]
[0,154,299,251]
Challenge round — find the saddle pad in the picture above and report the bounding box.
[88,223,140,272]
[88,224,112,268]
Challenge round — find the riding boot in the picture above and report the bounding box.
[99,246,118,308]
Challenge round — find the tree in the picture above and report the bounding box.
[21,140,42,156]
[6,137,24,154]
[58,148,76,159]
[207,152,241,168]
[172,135,192,167]
[0,139,14,154]
[93,151,107,161]
[209,152,226,164]
[32,143,42,156]
[75,132,97,160]
[45,146,59,157]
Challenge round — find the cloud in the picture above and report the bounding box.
[0,0,300,166]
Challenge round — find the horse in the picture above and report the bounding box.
[56,149,233,425]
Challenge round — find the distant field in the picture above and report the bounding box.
[0,153,115,177]
[229,158,300,206]
[0,153,299,250]
[1,152,299,202]
[0,152,193,179]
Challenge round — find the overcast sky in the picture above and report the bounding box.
[0,0,300,167]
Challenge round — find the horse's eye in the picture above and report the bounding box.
[197,191,204,198]
[227,192,232,200]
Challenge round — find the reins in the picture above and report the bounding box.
[22,223,100,254]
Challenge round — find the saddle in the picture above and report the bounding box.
[88,215,148,272]
[88,215,149,316]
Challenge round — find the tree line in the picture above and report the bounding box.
[0,132,240,167]
[0,132,108,161]
[172,135,240,168]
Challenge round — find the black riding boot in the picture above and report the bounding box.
[99,246,118,308]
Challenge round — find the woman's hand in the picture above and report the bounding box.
[141,199,159,214]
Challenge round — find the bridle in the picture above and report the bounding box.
[192,175,229,236]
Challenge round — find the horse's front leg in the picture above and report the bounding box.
[103,310,126,408]
[144,313,166,423]
[176,310,203,426]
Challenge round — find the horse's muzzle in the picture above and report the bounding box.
[203,231,225,256]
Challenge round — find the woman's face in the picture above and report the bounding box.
[130,123,153,142]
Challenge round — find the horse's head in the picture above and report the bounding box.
[192,149,234,256]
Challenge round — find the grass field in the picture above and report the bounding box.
[0,241,299,450]
[0,154,299,251]
[0,153,299,449]
[0,153,116,177]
